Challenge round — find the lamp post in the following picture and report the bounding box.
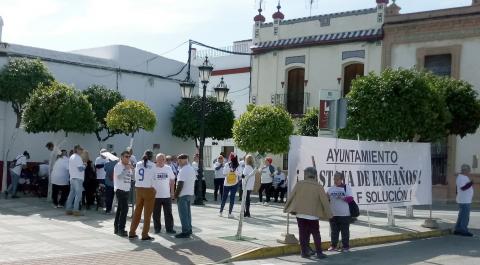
[179,56,229,205]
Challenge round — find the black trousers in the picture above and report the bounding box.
[258,183,272,202]
[273,186,287,202]
[105,186,114,213]
[213,178,224,201]
[329,216,351,248]
[114,190,129,233]
[244,190,252,217]
[238,184,243,201]
[52,184,69,206]
[153,197,174,232]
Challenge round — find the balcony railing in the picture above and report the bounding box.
[196,41,252,58]
[271,92,310,116]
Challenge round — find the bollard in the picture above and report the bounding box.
[387,206,395,226]
[406,206,414,218]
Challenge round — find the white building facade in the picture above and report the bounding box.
[0,35,196,187]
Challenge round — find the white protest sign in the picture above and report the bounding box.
[287,136,432,210]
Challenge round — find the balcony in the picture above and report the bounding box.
[271,92,310,117]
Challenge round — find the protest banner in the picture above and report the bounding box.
[287,136,432,210]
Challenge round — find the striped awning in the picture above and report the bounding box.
[252,28,383,53]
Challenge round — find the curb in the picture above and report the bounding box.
[220,228,451,263]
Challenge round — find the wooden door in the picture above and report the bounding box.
[287,68,305,115]
[343,63,364,97]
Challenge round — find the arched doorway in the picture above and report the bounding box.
[343,63,364,97]
[287,68,305,115]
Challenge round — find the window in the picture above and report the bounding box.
[377,13,383,23]
[283,154,289,170]
[255,29,260,38]
[343,63,364,97]
[274,26,279,36]
[203,146,212,169]
[287,68,305,115]
[424,54,452,77]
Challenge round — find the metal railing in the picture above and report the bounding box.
[196,42,252,58]
[271,92,310,116]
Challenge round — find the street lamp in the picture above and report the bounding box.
[179,56,229,205]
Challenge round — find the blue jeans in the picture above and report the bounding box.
[66,178,84,212]
[7,171,20,196]
[220,184,238,214]
[177,195,192,234]
[455,203,471,234]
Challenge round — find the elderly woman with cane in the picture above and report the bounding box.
[284,167,332,259]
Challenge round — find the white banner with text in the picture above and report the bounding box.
[287,136,432,210]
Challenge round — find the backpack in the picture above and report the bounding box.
[344,185,360,218]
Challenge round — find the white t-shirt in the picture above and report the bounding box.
[223,163,241,186]
[456,174,474,204]
[242,165,255,191]
[327,185,353,217]
[95,156,108,180]
[192,161,199,177]
[51,157,69,186]
[38,164,49,177]
[260,165,274,184]
[297,214,320,220]
[177,164,196,197]
[114,163,133,191]
[11,154,27,176]
[153,165,175,198]
[214,162,225,179]
[273,172,286,188]
[130,155,137,166]
[68,154,85,180]
[134,160,155,188]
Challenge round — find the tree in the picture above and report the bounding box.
[297,108,319,136]
[22,82,96,135]
[105,100,156,146]
[171,96,235,147]
[431,77,480,138]
[0,58,54,128]
[338,68,450,142]
[233,105,294,154]
[82,85,125,142]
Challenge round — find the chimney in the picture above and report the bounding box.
[0,16,3,43]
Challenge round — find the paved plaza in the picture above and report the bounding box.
[0,191,476,265]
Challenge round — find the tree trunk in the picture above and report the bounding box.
[2,128,20,192]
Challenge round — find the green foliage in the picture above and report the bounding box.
[171,96,235,144]
[106,100,156,136]
[0,58,54,127]
[82,84,125,141]
[338,68,450,142]
[431,77,480,138]
[233,105,294,154]
[297,108,319,136]
[22,82,96,135]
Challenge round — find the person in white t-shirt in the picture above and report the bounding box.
[242,155,255,217]
[272,167,287,203]
[51,150,70,208]
[152,153,176,234]
[173,154,196,238]
[258,157,275,205]
[129,150,156,241]
[213,155,225,201]
[113,151,134,237]
[454,164,474,237]
[95,149,108,183]
[5,151,29,199]
[327,172,353,252]
[220,153,242,218]
[65,145,86,216]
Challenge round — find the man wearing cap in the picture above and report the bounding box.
[5,151,30,199]
[66,145,86,216]
[454,164,475,237]
[174,154,196,238]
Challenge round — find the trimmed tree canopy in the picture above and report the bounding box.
[431,77,480,138]
[0,58,54,127]
[171,96,235,145]
[233,105,294,154]
[106,100,156,136]
[83,84,125,141]
[297,108,319,137]
[23,82,96,135]
[339,68,449,142]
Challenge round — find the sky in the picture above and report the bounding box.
[0,0,473,62]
